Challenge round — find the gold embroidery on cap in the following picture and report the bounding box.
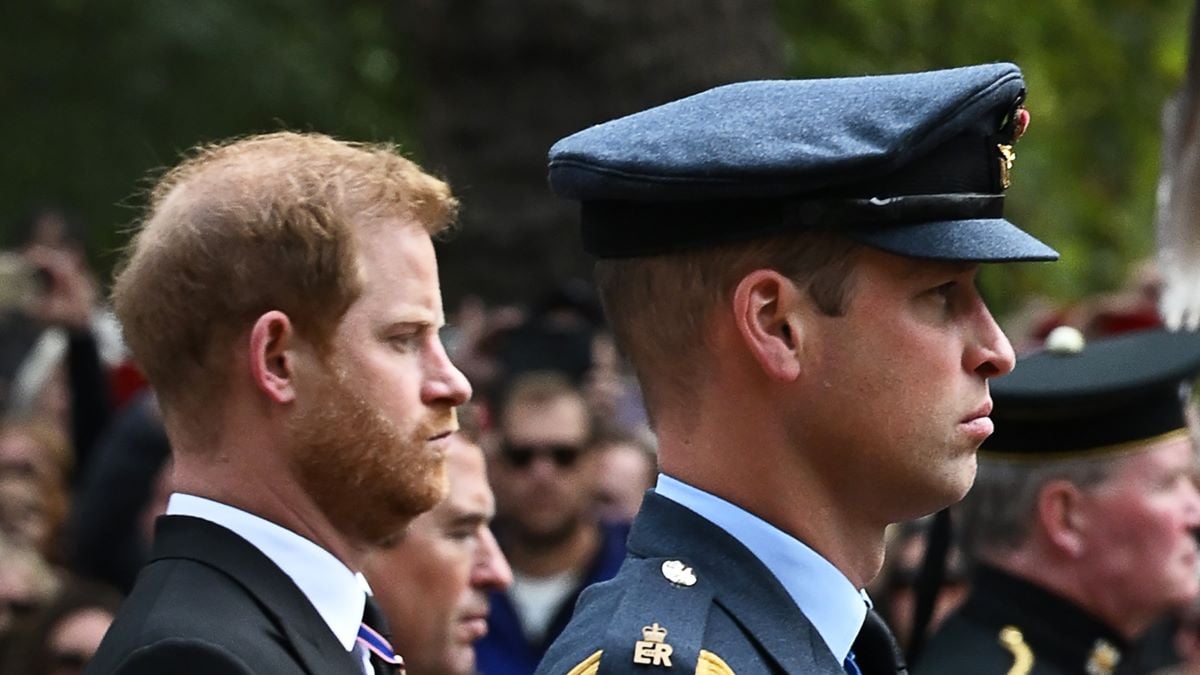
[998,144,1016,189]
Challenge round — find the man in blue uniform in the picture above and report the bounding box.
[534,63,1058,675]
[916,327,1200,675]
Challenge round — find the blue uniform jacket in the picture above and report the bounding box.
[477,520,630,675]
[534,492,884,674]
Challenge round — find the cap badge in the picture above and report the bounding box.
[661,560,697,587]
[998,144,1017,190]
[633,623,674,667]
[1086,638,1120,675]
[1044,325,1086,355]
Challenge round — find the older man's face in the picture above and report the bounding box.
[1078,435,1200,620]
[365,436,512,675]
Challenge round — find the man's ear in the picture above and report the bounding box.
[248,311,299,405]
[732,269,804,382]
[1037,480,1088,558]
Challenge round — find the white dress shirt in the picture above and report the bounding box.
[166,493,374,674]
[655,474,869,664]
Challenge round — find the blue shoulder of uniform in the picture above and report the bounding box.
[539,556,736,675]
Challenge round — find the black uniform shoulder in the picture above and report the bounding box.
[537,557,741,675]
[916,614,1063,675]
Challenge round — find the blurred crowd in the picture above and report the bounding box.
[0,205,1198,675]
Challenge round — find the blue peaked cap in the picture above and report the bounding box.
[548,63,1058,262]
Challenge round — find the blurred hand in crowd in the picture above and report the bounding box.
[22,245,96,331]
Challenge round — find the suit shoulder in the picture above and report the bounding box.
[90,558,298,673]
[89,637,257,675]
[537,557,742,675]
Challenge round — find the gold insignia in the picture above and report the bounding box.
[696,649,734,675]
[661,560,697,587]
[633,623,674,667]
[1086,639,1121,675]
[567,650,602,675]
[998,144,1016,189]
[999,626,1033,675]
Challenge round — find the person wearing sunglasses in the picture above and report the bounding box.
[477,371,629,675]
[534,64,1058,675]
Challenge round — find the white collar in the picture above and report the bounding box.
[654,475,868,663]
[166,493,369,651]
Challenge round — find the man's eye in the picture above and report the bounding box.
[389,333,420,347]
[934,281,957,298]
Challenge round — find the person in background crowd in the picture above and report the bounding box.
[477,371,627,675]
[0,418,72,562]
[1,578,122,675]
[535,63,1057,675]
[366,431,512,675]
[85,132,472,675]
[590,431,656,524]
[65,392,171,593]
[870,518,968,651]
[916,328,1200,675]
[0,533,60,658]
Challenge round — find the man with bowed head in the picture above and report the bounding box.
[86,132,472,675]
[536,63,1057,674]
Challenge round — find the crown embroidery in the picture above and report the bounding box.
[633,623,674,667]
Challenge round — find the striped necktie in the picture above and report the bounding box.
[358,598,405,675]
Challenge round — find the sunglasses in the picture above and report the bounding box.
[500,443,584,470]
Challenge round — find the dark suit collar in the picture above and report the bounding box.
[151,515,363,675]
[627,492,846,673]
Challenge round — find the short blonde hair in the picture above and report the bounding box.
[595,230,859,421]
[113,132,457,422]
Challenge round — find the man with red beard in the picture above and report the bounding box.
[366,432,513,675]
[916,327,1200,675]
[476,372,628,675]
[85,132,472,675]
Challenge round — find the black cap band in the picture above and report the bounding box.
[582,194,1004,258]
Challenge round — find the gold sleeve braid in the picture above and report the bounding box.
[999,626,1033,675]
[566,650,602,675]
[696,650,734,675]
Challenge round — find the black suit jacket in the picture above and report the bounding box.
[535,492,906,674]
[85,515,365,675]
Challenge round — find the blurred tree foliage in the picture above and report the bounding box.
[0,0,1194,318]
[0,0,413,264]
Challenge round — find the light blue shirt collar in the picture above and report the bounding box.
[654,474,868,663]
[166,493,371,653]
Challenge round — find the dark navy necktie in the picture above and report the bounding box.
[844,649,863,675]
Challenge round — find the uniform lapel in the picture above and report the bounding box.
[151,515,363,675]
[627,493,847,673]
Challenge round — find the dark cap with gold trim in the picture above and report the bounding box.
[982,327,1200,458]
[548,62,1058,263]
